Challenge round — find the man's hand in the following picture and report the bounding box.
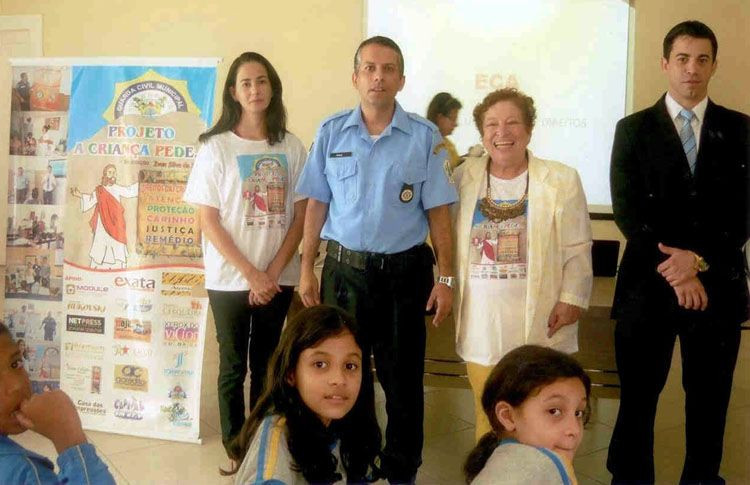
[657,243,698,287]
[426,283,453,327]
[673,276,708,311]
[15,390,87,454]
[299,270,321,307]
[547,301,583,337]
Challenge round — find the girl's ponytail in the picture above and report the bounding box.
[463,430,499,483]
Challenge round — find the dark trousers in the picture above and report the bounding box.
[607,313,741,484]
[207,286,294,447]
[43,190,53,204]
[321,244,434,482]
[16,188,27,204]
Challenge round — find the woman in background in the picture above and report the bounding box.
[426,92,463,174]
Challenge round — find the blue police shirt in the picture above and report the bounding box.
[296,102,458,254]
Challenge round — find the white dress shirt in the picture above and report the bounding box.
[665,92,708,152]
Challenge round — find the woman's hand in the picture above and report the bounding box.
[547,301,583,337]
[246,268,280,306]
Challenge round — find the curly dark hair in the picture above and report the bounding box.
[199,52,287,145]
[463,345,591,483]
[472,87,536,134]
[224,305,381,483]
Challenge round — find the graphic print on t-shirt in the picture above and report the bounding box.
[469,200,527,280]
[237,154,288,228]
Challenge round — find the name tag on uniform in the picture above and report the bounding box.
[329,151,352,158]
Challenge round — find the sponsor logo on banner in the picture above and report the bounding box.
[91,366,102,394]
[76,399,106,416]
[67,300,107,314]
[113,344,154,359]
[114,317,152,342]
[65,283,109,295]
[163,351,194,377]
[66,315,105,335]
[160,401,192,427]
[115,297,153,313]
[114,276,156,292]
[104,70,201,122]
[63,363,95,393]
[113,396,145,420]
[63,342,105,359]
[161,272,204,296]
[163,321,199,347]
[113,364,149,392]
[168,384,187,399]
[162,302,202,318]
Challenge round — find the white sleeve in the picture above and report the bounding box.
[289,134,307,203]
[183,140,223,208]
[80,191,98,212]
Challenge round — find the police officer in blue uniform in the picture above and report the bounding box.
[296,36,457,482]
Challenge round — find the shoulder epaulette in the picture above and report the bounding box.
[320,109,354,127]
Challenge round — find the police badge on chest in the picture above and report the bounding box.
[399,183,414,203]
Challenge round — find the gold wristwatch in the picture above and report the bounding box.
[693,253,710,272]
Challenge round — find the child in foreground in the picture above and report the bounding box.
[464,345,591,484]
[0,322,115,484]
[226,305,382,484]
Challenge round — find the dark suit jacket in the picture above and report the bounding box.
[610,94,749,323]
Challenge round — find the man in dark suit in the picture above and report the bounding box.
[608,20,749,484]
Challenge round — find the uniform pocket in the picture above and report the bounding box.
[390,163,427,207]
[325,158,358,203]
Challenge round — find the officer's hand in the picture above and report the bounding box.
[426,283,453,327]
[299,270,320,307]
[673,276,708,311]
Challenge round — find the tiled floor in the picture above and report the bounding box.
[14,317,750,484]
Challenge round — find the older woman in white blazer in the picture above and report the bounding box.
[452,88,593,441]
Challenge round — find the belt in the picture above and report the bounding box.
[326,240,426,271]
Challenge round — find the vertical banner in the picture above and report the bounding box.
[5,64,71,394]
[59,61,217,443]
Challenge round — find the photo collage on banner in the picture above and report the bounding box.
[6,65,70,393]
[59,63,216,443]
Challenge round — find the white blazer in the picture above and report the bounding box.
[452,152,593,356]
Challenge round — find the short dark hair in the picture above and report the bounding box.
[663,20,718,60]
[0,322,9,338]
[354,35,404,76]
[426,92,462,125]
[473,88,537,134]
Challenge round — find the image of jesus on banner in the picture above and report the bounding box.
[70,164,139,269]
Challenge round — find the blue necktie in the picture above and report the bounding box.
[678,109,697,174]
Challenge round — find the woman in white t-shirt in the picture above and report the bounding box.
[452,88,593,442]
[183,52,307,452]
